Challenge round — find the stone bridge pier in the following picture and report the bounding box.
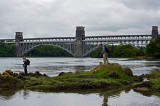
[152,26,159,39]
[15,32,23,57]
[74,26,85,57]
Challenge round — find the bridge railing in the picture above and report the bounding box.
[1,37,76,44]
[83,38,151,42]
[0,39,15,44]
[84,35,152,40]
[22,37,76,42]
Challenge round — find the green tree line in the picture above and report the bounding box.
[0,42,16,57]
[89,44,145,58]
[26,45,72,57]
[145,36,160,58]
[90,36,160,58]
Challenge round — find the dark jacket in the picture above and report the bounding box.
[23,59,28,67]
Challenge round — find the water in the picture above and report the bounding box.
[0,57,160,106]
[0,57,159,76]
[108,89,160,106]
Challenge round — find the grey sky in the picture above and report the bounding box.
[0,0,160,38]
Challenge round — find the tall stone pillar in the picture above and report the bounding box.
[15,32,23,56]
[152,26,158,39]
[74,26,85,57]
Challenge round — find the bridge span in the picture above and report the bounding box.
[0,26,159,57]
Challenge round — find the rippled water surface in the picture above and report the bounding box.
[0,57,160,106]
[0,57,160,76]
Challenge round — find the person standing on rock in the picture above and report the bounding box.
[22,57,30,75]
[100,44,109,64]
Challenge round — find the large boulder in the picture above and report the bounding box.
[134,81,153,89]
[58,72,65,76]
[13,73,18,77]
[27,72,47,77]
[19,72,25,76]
[108,72,118,78]
[75,71,80,74]
[134,81,153,92]
[58,72,73,76]
[34,71,42,76]
[124,67,133,76]
[91,62,120,73]
[0,70,19,89]
[5,70,14,76]
[1,70,14,80]
[28,72,34,76]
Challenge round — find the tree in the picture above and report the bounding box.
[0,42,16,57]
[26,45,72,57]
[146,37,160,58]
[90,44,145,58]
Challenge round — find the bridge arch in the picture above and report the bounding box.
[83,42,113,57]
[19,43,74,57]
[83,45,99,57]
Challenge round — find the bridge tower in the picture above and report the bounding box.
[15,32,23,56]
[152,26,159,39]
[74,26,85,57]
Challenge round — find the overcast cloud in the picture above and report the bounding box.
[0,0,160,38]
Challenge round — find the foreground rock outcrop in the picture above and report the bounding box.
[0,63,145,91]
[133,70,160,92]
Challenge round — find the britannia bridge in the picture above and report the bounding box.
[0,26,159,57]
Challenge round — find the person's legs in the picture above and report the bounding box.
[106,53,109,64]
[24,66,28,75]
[103,54,107,64]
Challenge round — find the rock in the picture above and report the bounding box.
[134,81,153,89]
[13,73,18,77]
[17,75,25,80]
[25,71,47,77]
[5,70,14,76]
[92,65,101,73]
[75,71,80,74]
[19,72,25,76]
[140,74,149,78]
[67,72,72,74]
[28,72,34,76]
[1,70,14,80]
[77,75,96,78]
[99,62,103,66]
[34,71,42,76]
[0,74,14,80]
[140,74,146,78]
[124,67,133,76]
[108,72,118,78]
[0,72,17,89]
[134,76,143,82]
[134,87,149,92]
[58,72,65,76]
[43,74,48,77]
[58,72,72,76]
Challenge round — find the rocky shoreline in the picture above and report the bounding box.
[0,63,159,92]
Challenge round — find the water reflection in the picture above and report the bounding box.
[0,88,121,106]
[23,90,30,99]
[108,89,160,106]
[1,88,160,106]
[0,90,17,100]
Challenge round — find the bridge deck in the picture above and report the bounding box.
[1,34,152,45]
